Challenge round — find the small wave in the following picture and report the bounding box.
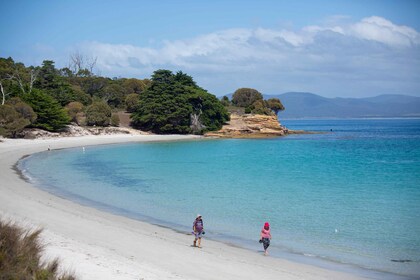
[391,259,413,263]
[303,253,316,257]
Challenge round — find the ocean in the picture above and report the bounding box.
[19,119,420,279]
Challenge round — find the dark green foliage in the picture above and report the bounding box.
[189,89,230,132]
[131,70,228,134]
[23,89,70,131]
[174,71,197,87]
[133,86,192,133]
[34,60,81,106]
[232,88,263,107]
[0,219,76,280]
[85,101,112,126]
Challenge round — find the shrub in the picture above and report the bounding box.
[125,93,139,113]
[111,113,120,127]
[65,102,84,124]
[232,88,263,108]
[85,101,112,126]
[0,98,37,138]
[251,100,273,115]
[0,219,76,279]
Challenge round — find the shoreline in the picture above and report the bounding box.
[0,135,386,279]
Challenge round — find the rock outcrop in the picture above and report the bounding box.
[205,113,288,138]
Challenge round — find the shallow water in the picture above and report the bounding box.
[20,119,420,278]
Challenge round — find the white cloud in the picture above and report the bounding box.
[349,16,420,47]
[77,16,420,97]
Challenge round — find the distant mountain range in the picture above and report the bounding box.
[254,92,420,118]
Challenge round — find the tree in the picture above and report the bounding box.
[0,58,14,105]
[85,101,112,126]
[100,83,126,108]
[68,51,97,77]
[232,88,263,107]
[0,80,10,105]
[189,89,229,133]
[266,98,285,115]
[23,89,70,131]
[131,70,228,134]
[125,93,139,113]
[122,78,146,94]
[13,66,38,95]
[174,71,197,87]
[78,76,108,97]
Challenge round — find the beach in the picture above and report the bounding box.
[0,135,368,280]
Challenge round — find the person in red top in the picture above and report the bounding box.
[260,222,272,255]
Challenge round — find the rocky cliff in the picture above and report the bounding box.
[205,113,288,138]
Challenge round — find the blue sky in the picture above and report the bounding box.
[1,0,419,97]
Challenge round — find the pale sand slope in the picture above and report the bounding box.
[0,135,367,280]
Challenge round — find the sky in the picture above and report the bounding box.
[1,0,420,98]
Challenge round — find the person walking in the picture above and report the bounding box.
[193,214,204,248]
[260,222,272,255]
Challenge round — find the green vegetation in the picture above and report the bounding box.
[0,219,76,280]
[131,70,229,134]
[0,56,232,137]
[226,88,285,116]
[65,101,84,125]
[125,93,139,113]
[23,89,70,131]
[0,97,37,138]
[0,56,283,137]
[85,101,112,126]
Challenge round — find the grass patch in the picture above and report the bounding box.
[0,219,76,280]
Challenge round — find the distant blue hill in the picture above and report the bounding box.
[224,92,420,118]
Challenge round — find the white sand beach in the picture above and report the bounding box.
[0,135,368,280]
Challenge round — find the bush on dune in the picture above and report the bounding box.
[0,219,76,280]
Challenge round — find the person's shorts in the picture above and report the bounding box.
[262,237,270,250]
[194,231,203,238]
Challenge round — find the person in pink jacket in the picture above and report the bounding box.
[259,222,272,255]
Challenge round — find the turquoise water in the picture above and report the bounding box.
[20,119,420,278]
